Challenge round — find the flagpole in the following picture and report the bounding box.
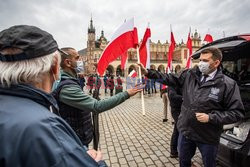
[136,46,146,116]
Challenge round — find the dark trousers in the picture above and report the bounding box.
[110,89,113,96]
[170,109,180,155]
[104,84,107,93]
[170,123,179,155]
[178,134,218,167]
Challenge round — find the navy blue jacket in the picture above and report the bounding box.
[0,84,107,167]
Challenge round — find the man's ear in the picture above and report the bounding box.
[215,60,221,68]
[52,55,60,80]
[64,59,71,68]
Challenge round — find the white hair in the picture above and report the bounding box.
[0,50,60,87]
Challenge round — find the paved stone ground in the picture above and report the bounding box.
[92,91,205,167]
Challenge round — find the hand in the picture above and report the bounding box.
[196,113,209,123]
[94,150,103,162]
[87,149,103,162]
[127,83,144,97]
[87,149,97,159]
[137,63,148,75]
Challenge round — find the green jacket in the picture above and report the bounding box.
[59,71,130,114]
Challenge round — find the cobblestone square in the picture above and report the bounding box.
[92,90,206,167]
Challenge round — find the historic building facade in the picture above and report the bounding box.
[79,18,202,76]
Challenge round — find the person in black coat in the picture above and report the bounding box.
[168,86,183,158]
[103,74,108,94]
[139,47,245,167]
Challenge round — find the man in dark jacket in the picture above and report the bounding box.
[0,25,107,167]
[168,66,183,158]
[168,86,182,158]
[53,47,142,147]
[139,47,245,167]
[103,74,108,94]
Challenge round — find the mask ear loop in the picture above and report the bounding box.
[50,68,57,82]
[49,68,62,116]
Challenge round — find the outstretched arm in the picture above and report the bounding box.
[59,84,143,114]
[138,63,185,88]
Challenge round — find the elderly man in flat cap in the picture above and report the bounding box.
[0,25,107,167]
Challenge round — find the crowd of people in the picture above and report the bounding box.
[0,25,245,167]
[85,73,123,97]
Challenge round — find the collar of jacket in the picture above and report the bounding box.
[0,84,59,112]
[61,70,78,79]
[61,70,80,84]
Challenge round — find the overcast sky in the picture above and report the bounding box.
[1,0,250,50]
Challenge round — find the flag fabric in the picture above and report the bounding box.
[167,29,176,73]
[162,84,167,90]
[186,29,193,69]
[97,18,138,76]
[121,51,128,70]
[204,34,213,43]
[139,27,151,69]
[128,69,137,78]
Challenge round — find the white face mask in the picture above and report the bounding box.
[51,72,61,91]
[198,61,210,74]
[74,61,84,73]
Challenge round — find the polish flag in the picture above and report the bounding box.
[186,28,193,69]
[204,34,213,43]
[139,26,151,69]
[128,69,137,78]
[97,18,138,76]
[167,26,176,73]
[162,84,167,90]
[121,51,128,70]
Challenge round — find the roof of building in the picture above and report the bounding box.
[78,48,87,56]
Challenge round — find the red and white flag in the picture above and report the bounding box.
[121,51,128,70]
[204,34,213,43]
[162,84,167,90]
[97,18,138,76]
[139,26,151,69]
[167,26,176,73]
[128,69,137,78]
[186,28,193,69]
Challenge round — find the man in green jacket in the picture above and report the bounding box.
[53,47,142,147]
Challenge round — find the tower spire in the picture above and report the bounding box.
[88,15,95,33]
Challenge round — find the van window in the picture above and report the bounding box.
[222,58,250,117]
[222,58,250,84]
